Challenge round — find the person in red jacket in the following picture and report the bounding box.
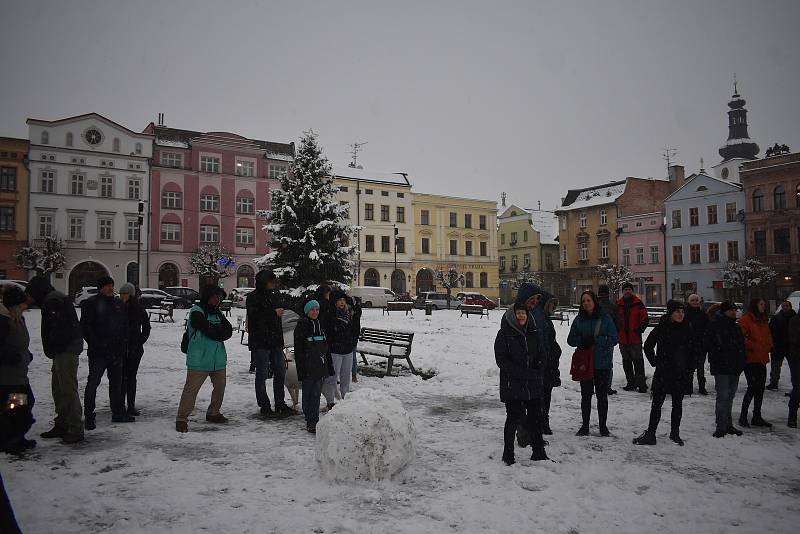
[616,283,649,393]
[738,298,774,428]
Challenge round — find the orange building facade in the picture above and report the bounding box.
[0,137,29,281]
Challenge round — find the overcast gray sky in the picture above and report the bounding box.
[2,0,798,210]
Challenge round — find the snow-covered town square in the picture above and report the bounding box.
[3,307,799,533]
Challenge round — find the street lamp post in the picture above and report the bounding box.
[136,200,144,288]
[393,224,398,292]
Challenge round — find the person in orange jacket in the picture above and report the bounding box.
[738,298,774,428]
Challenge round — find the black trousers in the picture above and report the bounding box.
[504,399,543,453]
[125,351,143,411]
[542,386,553,423]
[580,369,610,427]
[788,355,799,413]
[85,355,125,417]
[741,363,767,418]
[648,391,683,433]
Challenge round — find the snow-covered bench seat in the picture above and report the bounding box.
[357,327,415,376]
[460,304,489,319]
[148,301,174,323]
[383,301,413,316]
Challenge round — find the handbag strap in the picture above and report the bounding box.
[593,317,602,337]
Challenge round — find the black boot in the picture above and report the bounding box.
[726,425,743,436]
[502,449,515,465]
[530,444,549,461]
[542,418,553,435]
[632,430,656,445]
[633,359,648,393]
[789,409,797,429]
[622,358,635,391]
[751,414,772,427]
[669,427,684,446]
[577,394,591,436]
[738,413,750,428]
[516,423,531,447]
[84,414,96,431]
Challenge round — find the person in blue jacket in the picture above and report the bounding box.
[567,290,619,436]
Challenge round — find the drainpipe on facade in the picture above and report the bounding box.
[660,222,668,304]
[356,179,361,285]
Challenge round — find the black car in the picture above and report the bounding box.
[163,286,201,309]
[137,288,176,309]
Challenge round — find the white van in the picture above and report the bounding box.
[348,286,397,308]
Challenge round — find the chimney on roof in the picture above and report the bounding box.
[157,113,165,126]
[668,164,685,188]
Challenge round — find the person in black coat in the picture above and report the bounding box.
[540,293,562,435]
[323,291,362,403]
[707,301,747,437]
[118,284,150,417]
[633,300,691,446]
[685,294,710,395]
[494,302,548,465]
[767,301,796,390]
[80,276,132,428]
[293,299,335,433]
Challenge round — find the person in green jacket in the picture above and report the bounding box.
[176,285,233,433]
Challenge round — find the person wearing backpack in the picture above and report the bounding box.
[294,299,335,434]
[175,285,233,433]
[567,290,619,437]
[25,276,85,444]
[633,300,692,446]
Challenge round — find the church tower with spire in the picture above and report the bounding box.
[712,77,760,183]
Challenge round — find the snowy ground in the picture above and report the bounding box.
[4,308,800,533]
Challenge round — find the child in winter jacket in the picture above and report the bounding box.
[294,300,335,433]
[323,291,362,404]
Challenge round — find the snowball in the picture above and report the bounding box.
[315,388,416,482]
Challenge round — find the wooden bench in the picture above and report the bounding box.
[550,311,570,325]
[460,304,489,319]
[148,301,174,323]
[357,327,415,376]
[383,301,414,316]
[219,299,233,317]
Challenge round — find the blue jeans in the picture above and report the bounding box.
[253,348,287,410]
[714,374,739,432]
[302,377,324,428]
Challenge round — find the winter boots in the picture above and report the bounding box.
[542,419,553,435]
[726,425,743,436]
[632,430,656,445]
[111,414,135,423]
[599,425,610,437]
[40,427,66,439]
[738,414,750,428]
[530,445,549,462]
[789,411,797,428]
[84,414,96,431]
[516,424,531,447]
[669,429,684,446]
[206,414,228,424]
[751,415,772,428]
[713,429,726,438]
[176,421,188,433]
[575,424,590,436]
[502,450,515,466]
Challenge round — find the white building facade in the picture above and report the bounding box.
[664,172,745,302]
[27,113,153,296]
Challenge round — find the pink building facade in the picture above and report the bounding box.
[142,121,294,292]
[616,212,667,306]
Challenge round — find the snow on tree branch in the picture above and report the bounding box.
[594,263,634,297]
[189,244,236,279]
[513,271,543,290]
[722,259,776,290]
[16,235,66,276]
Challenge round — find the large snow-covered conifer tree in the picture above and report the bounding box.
[258,130,356,290]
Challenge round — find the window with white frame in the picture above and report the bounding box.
[579,241,588,260]
[0,207,14,231]
[650,245,659,264]
[200,155,221,173]
[235,160,255,177]
[161,222,181,242]
[236,196,254,214]
[600,239,609,259]
[135,143,142,155]
[113,138,120,152]
[70,173,85,195]
[0,167,16,191]
[268,165,287,179]
[580,212,587,228]
[40,170,55,193]
[236,227,255,245]
[68,216,84,240]
[635,247,645,264]
[499,256,506,271]
[38,214,53,237]
[161,152,182,168]
[200,194,220,212]
[200,224,219,243]
[162,190,182,209]
[100,176,113,198]
[600,209,607,225]
[622,248,630,266]
[127,178,141,200]
[98,218,113,241]
[127,219,139,242]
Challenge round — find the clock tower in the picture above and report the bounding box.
[713,78,760,183]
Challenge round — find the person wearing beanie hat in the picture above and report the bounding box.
[0,286,36,453]
[707,301,746,437]
[323,291,361,407]
[118,283,150,417]
[81,275,131,429]
[293,298,335,433]
[515,283,543,310]
[615,283,649,394]
[634,300,691,446]
[247,269,290,419]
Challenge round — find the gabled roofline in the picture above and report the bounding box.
[662,172,742,202]
[27,112,153,140]
[560,179,628,208]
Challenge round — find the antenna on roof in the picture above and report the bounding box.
[157,112,165,126]
[501,192,507,208]
[733,73,738,95]
[700,157,705,173]
[347,141,367,168]
[662,146,678,176]
[537,200,541,210]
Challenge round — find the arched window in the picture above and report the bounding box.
[391,270,406,294]
[364,268,380,287]
[465,272,474,288]
[774,185,786,209]
[113,138,120,152]
[41,131,49,144]
[66,132,73,146]
[752,189,764,212]
[416,269,434,294]
[479,272,488,288]
[237,265,255,288]
[158,263,179,289]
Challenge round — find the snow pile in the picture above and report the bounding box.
[315,388,416,482]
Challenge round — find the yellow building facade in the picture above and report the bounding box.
[412,193,499,299]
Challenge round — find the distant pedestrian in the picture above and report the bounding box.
[294,299,335,433]
[567,290,619,437]
[633,300,691,446]
[739,298,774,428]
[0,286,36,454]
[615,283,649,393]
[539,293,562,435]
[495,302,548,465]
[25,276,85,444]
[767,301,795,390]
[706,301,746,437]
[118,283,150,416]
[175,285,233,433]
[81,276,132,428]
[685,294,710,395]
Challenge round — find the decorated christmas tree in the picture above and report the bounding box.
[258,130,356,291]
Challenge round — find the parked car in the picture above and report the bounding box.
[348,286,397,308]
[74,287,99,306]
[163,286,201,309]
[138,288,176,309]
[229,287,255,307]
[413,291,460,310]
[5,280,27,288]
[456,292,497,310]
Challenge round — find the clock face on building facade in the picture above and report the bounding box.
[84,128,103,146]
